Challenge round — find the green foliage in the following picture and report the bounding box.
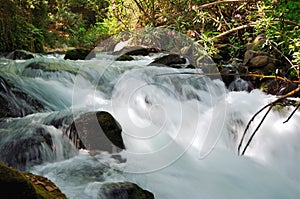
[0,0,48,52]
[0,0,109,52]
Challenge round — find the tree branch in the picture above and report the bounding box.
[215,22,256,40]
[238,86,300,155]
[198,0,248,8]
[283,102,300,124]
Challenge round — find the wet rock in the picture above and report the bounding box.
[228,77,252,92]
[219,67,239,87]
[25,59,78,75]
[6,50,35,60]
[0,74,45,118]
[0,127,54,170]
[148,54,187,68]
[64,48,95,60]
[116,54,134,61]
[66,111,125,152]
[100,182,155,199]
[0,162,67,199]
[113,46,159,56]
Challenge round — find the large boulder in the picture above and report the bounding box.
[0,161,66,199]
[100,182,155,199]
[0,74,45,118]
[66,111,125,152]
[64,48,95,60]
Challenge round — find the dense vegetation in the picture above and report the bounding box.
[0,0,299,71]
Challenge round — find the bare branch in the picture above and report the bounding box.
[239,86,300,155]
[241,105,273,155]
[157,72,300,84]
[198,0,248,9]
[283,101,300,124]
[215,23,256,40]
[237,103,271,155]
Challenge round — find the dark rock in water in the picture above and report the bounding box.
[228,77,252,92]
[66,111,125,152]
[148,54,187,68]
[5,50,35,60]
[113,46,159,56]
[116,54,134,61]
[100,182,155,199]
[0,75,45,118]
[0,162,67,199]
[219,67,238,87]
[0,127,54,170]
[64,48,95,60]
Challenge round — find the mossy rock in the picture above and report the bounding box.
[100,181,155,199]
[0,162,66,199]
[26,60,78,75]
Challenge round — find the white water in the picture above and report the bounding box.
[0,54,300,198]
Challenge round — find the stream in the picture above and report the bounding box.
[0,50,300,199]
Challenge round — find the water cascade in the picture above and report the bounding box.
[0,51,299,198]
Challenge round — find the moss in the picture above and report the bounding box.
[0,162,66,199]
[26,60,78,75]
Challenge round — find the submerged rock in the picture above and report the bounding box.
[6,50,35,60]
[0,161,67,199]
[25,59,78,75]
[0,74,45,118]
[100,182,155,199]
[64,48,95,60]
[66,111,125,152]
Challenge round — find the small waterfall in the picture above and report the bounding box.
[0,53,300,198]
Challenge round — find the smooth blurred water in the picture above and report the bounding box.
[0,54,299,198]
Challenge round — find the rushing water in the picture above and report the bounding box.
[0,52,300,198]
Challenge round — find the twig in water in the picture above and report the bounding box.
[241,105,273,155]
[283,102,300,124]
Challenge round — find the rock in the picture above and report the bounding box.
[0,127,54,170]
[6,50,35,60]
[249,55,270,68]
[0,74,45,118]
[100,182,155,199]
[0,162,67,199]
[219,67,239,87]
[148,54,187,68]
[113,46,159,56]
[116,54,134,61]
[64,48,95,60]
[25,59,78,75]
[66,111,125,152]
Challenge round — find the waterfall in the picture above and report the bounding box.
[0,53,299,198]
